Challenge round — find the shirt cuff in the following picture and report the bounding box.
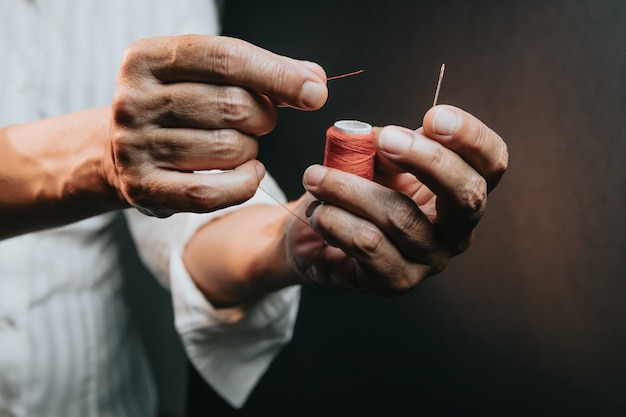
[170,246,300,408]
[169,174,301,407]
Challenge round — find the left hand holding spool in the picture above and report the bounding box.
[288,105,508,295]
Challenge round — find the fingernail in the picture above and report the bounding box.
[432,107,458,135]
[255,163,266,180]
[305,200,323,218]
[379,127,412,154]
[304,164,327,187]
[300,81,327,109]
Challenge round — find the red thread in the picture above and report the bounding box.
[326,69,364,81]
[324,120,376,180]
[258,185,310,228]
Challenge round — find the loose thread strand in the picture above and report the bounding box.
[257,70,364,226]
[326,69,364,81]
[258,185,311,228]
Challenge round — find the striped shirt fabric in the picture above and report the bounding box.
[0,1,301,416]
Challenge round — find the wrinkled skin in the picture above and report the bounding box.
[287,105,508,295]
[105,35,328,217]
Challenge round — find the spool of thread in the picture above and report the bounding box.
[324,120,376,180]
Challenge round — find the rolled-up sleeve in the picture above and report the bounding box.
[125,173,301,408]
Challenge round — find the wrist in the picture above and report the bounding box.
[183,204,302,308]
[16,107,127,210]
[54,107,128,212]
[0,108,128,237]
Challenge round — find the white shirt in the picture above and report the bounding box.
[0,1,300,416]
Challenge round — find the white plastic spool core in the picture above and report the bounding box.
[333,120,372,136]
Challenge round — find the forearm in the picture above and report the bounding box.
[183,203,304,307]
[0,107,123,239]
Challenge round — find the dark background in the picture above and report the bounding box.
[130,1,626,416]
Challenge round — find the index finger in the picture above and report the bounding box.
[123,35,328,110]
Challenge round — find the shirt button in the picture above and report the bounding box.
[0,316,16,331]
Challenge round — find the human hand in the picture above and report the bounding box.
[287,105,507,295]
[104,35,327,217]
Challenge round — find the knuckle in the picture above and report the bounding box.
[219,87,253,125]
[209,39,244,78]
[155,89,182,125]
[473,118,489,149]
[427,142,447,169]
[112,88,144,127]
[186,178,256,211]
[119,39,154,79]
[184,182,217,209]
[389,256,445,295]
[384,258,445,296]
[149,36,195,80]
[375,252,450,296]
[392,279,417,295]
[158,89,176,110]
[163,37,184,69]
[121,174,149,206]
[121,40,148,68]
[461,116,490,154]
[212,129,250,160]
[266,63,289,97]
[474,120,509,178]
[110,129,139,166]
[352,224,385,259]
[427,255,449,277]
[460,175,487,216]
[382,267,420,296]
[493,140,509,177]
[388,270,413,295]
